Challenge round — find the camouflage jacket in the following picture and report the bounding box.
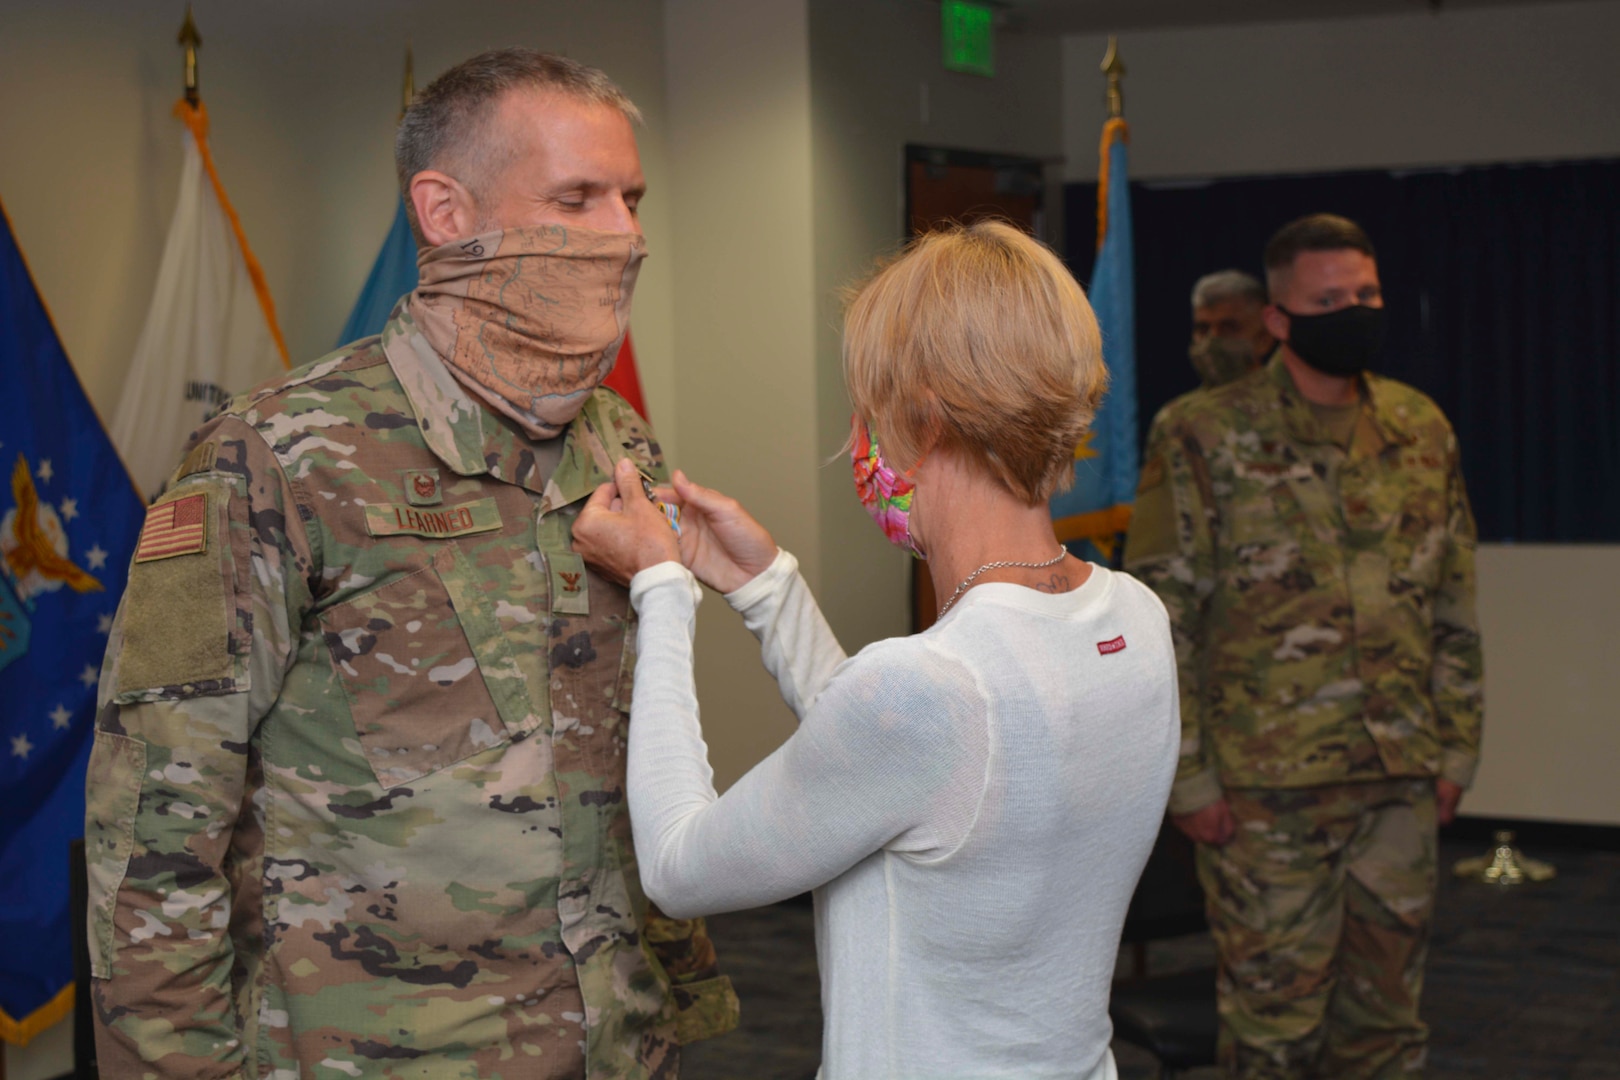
[1153,346,1262,434]
[1125,354,1483,813]
[84,305,738,1079]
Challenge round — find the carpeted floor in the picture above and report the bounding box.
[678,838,1620,1079]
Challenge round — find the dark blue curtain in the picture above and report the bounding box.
[1065,158,1620,543]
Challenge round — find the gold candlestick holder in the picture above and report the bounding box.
[1452,829,1556,885]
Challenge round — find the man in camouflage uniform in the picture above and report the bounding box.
[1126,215,1483,1078]
[1185,268,1274,393]
[85,50,736,1079]
[1140,270,1274,503]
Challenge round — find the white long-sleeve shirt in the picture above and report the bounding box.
[626,551,1179,1079]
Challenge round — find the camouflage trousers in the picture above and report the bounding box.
[1197,778,1437,1079]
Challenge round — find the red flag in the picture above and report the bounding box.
[603,331,648,418]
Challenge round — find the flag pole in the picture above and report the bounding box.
[178,4,201,106]
[1100,35,1125,119]
[1095,38,1128,253]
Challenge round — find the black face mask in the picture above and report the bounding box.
[1281,304,1386,377]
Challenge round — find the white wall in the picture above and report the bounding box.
[663,0,820,787]
[1470,546,1620,826]
[1061,1,1620,827]
[0,0,683,459]
[1062,0,1620,181]
[4,1018,70,1080]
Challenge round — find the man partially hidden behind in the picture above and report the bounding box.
[1186,269,1275,392]
[1127,214,1483,1077]
[1133,269,1275,512]
[85,50,736,1078]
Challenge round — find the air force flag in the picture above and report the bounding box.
[0,200,143,1045]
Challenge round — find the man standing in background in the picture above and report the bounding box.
[84,49,735,1079]
[1127,214,1483,1077]
[1186,269,1274,393]
[1128,268,1273,566]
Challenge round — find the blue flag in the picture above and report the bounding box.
[1051,117,1137,565]
[0,202,144,1044]
[337,199,420,346]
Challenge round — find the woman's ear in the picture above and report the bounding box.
[902,393,947,475]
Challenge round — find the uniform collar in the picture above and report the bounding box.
[1264,350,1414,453]
[379,300,615,510]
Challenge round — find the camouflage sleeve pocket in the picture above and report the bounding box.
[84,731,146,978]
[672,975,741,1045]
[644,905,738,1043]
[1125,458,1178,565]
[319,562,512,790]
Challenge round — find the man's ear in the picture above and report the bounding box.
[410,169,479,248]
[1262,304,1291,345]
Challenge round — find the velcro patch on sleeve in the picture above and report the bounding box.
[364,499,502,539]
[115,483,235,696]
[177,441,217,479]
[135,493,209,563]
[1124,473,1179,566]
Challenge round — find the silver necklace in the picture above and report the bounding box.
[936,548,1068,618]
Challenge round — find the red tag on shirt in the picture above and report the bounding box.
[1097,636,1127,655]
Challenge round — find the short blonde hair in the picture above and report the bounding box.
[842,220,1105,505]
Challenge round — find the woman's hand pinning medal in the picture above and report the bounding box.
[574,459,683,586]
[574,458,780,592]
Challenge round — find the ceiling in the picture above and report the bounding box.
[995,0,1579,35]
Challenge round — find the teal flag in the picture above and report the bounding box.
[0,201,143,1044]
[1051,118,1136,565]
[337,199,419,346]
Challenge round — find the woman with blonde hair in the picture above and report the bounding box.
[574,220,1178,1079]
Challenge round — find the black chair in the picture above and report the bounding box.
[70,838,99,1080]
[1109,823,1219,1078]
[1110,967,1219,1079]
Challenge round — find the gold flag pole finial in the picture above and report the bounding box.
[178,4,202,105]
[1101,35,1125,119]
[401,41,416,120]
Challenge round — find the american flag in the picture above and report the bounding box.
[135,493,206,562]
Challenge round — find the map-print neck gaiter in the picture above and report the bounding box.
[410,223,647,440]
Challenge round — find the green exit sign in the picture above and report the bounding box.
[942,0,994,77]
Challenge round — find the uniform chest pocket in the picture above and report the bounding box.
[319,563,509,790]
[546,572,635,779]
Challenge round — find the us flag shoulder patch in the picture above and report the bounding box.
[135,493,208,563]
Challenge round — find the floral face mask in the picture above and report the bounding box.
[851,420,924,559]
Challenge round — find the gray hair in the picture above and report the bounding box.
[395,48,643,244]
[1190,269,1267,311]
